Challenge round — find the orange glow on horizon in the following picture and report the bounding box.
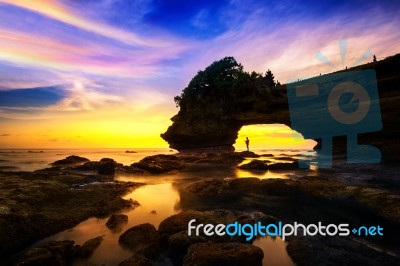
[234,124,317,151]
[1,119,317,150]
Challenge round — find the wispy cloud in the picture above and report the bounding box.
[0,27,189,78]
[0,0,398,148]
[182,1,400,82]
[0,0,171,47]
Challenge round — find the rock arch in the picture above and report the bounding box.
[162,54,400,159]
[161,89,291,152]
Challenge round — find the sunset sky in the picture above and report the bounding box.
[0,0,399,149]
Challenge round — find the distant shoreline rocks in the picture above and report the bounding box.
[50,155,90,166]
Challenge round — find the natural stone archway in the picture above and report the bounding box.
[161,89,291,152]
[234,124,316,150]
[161,54,400,160]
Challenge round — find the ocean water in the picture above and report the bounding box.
[0,148,316,174]
[0,148,174,172]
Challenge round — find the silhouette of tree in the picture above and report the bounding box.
[174,95,182,107]
[264,69,276,89]
[174,57,273,114]
[373,55,377,62]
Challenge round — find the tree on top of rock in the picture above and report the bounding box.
[174,57,275,110]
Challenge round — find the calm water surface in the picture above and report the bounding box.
[8,148,312,265]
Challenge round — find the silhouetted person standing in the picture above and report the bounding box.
[245,137,250,151]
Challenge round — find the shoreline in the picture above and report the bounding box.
[1,151,399,265]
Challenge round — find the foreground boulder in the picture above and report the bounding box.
[16,240,75,266]
[97,158,117,175]
[73,158,123,175]
[73,236,103,258]
[158,210,210,237]
[183,242,263,266]
[238,159,268,171]
[106,214,128,232]
[119,223,161,259]
[269,160,309,170]
[239,151,260,158]
[118,254,153,266]
[168,231,207,265]
[131,155,185,173]
[286,235,399,266]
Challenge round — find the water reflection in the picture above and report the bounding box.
[253,237,295,266]
[34,150,313,265]
[40,183,180,265]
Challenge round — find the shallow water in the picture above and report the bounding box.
[39,178,295,265]
[23,148,312,265]
[39,182,181,265]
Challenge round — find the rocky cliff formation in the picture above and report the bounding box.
[162,55,400,160]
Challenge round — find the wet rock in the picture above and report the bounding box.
[131,154,185,173]
[159,209,267,240]
[73,158,122,175]
[269,160,309,170]
[74,236,103,258]
[229,178,262,190]
[189,152,246,165]
[286,235,399,266]
[158,210,209,237]
[118,254,153,266]
[261,153,274,157]
[183,242,263,266]
[185,178,262,199]
[275,156,296,161]
[101,197,133,216]
[220,153,246,163]
[121,165,149,175]
[51,156,90,166]
[16,240,75,266]
[119,223,161,259]
[185,179,233,198]
[168,231,207,265]
[98,162,116,175]
[106,214,128,232]
[0,171,143,261]
[239,151,261,158]
[99,158,116,164]
[74,161,100,171]
[238,159,268,171]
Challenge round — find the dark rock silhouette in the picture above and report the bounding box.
[73,236,103,258]
[118,254,153,266]
[183,243,263,266]
[162,57,289,152]
[131,154,185,173]
[269,161,309,170]
[51,155,89,166]
[162,54,400,160]
[106,214,128,232]
[238,159,268,171]
[16,240,75,266]
[119,223,161,259]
